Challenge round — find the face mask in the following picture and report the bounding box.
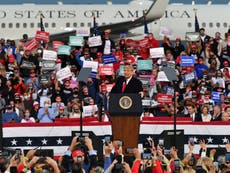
[44,104,49,108]
[37,49,42,53]
[20,51,24,56]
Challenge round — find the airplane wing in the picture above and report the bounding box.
[49,0,168,42]
[94,0,169,35]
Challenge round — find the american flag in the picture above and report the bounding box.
[3,122,230,157]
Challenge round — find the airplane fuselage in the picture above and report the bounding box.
[0,3,228,40]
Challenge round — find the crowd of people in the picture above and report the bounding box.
[0,27,230,123]
[0,20,229,172]
[0,136,230,173]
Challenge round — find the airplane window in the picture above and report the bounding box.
[23,23,27,28]
[38,23,40,28]
[224,23,228,28]
[1,23,5,28]
[66,23,70,27]
[73,23,77,27]
[102,22,106,26]
[202,22,206,27]
[30,23,34,28]
[88,23,91,27]
[52,23,56,28]
[216,23,220,28]
[16,23,20,28]
[80,23,84,27]
[9,23,13,28]
[209,23,213,28]
[45,23,48,28]
[187,22,192,28]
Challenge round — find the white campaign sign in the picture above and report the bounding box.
[56,66,72,81]
[76,27,90,36]
[150,47,165,58]
[43,50,57,61]
[83,61,98,72]
[88,36,102,47]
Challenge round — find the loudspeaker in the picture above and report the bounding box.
[158,130,184,159]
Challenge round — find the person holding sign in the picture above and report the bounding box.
[101,29,115,55]
[111,63,143,96]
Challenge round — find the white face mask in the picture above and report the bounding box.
[20,51,24,56]
[44,104,49,108]
[37,49,42,54]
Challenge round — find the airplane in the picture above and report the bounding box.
[0,0,168,42]
[0,0,229,42]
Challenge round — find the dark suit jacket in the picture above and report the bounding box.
[185,113,202,122]
[110,76,143,94]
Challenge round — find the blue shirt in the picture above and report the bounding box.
[37,107,55,123]
[2,111,20,123]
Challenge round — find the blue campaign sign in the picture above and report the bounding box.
[212,91,221,102]
[180,56,195,66]
[184,72,196,83]
[102,55,117,64]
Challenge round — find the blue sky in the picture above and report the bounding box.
[0,0,229,4]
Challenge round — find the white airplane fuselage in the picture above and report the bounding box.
[0,2,229,40]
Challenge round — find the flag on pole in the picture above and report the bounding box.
[195,11,200,32]
[40,15,45,32]
[93,16,99,36]
[144,13,149,35]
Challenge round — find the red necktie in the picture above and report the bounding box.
[122,81,126,93]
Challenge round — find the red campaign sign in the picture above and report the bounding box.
[24,38,38,51]
[35,31,50,42]
[98,66,114,75]
[53,41,64,51]
[126,38,149,48]
[157,93,172,104]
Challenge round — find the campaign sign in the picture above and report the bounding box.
[184,72,196,83]
[180,56,195,66]
[35,31,50,42]
[102,55,117,64]
[41,60,56,70]
[69,36,83,46]
[166,86,174,96]
[24,38,38,52]
[52,41,64,51]
[119,65,124,76]
[150,47,165,58]
[76,27,90,36]
[43,50,57,61]
[88,35,102,47]
[212,91,221,102]
[138,60,152,70]
[83,61,98,72]
[98,65,114,75]
[185,32,200,42]
[83,105,96,117]
[157,93,172,104]
[56,66,72,81]
[159,26,173,38]
[57,45,71,56]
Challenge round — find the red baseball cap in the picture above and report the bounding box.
[72,150,84,157]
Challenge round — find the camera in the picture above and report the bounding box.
[104,136,111,146]
[158,139,164,149]
[15,148,21,160]
[188,137,195,146]
[225,153,230,163]
[77,136,85,144]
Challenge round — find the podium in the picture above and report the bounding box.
[109,94,142,154]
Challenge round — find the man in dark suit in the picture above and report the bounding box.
[185,104,202,122]
[111,63,143,96]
